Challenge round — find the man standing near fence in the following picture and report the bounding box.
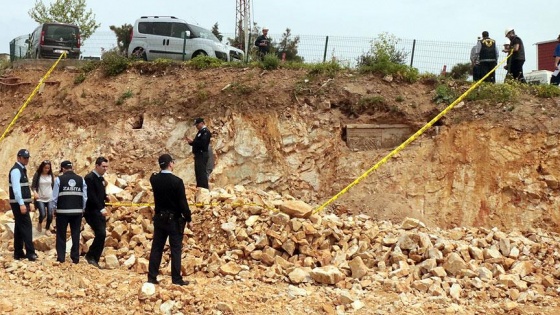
[475,31,499,83]
[470,37,482,81]
[505,28,526,83]
[255,27,271,60]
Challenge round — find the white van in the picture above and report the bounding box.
[128,16,244,62]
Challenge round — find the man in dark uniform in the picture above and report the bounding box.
[148,154,192,285]
[475,31,499,83]
[505,28,526,83]
[187,117,211,189]
[84,156,109,269]
[254,27,271,60]
[51,160,87,264]
[9,149,37,261]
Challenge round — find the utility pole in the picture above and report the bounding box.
[235,0,250,61]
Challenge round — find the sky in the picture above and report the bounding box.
[1,0,558,72]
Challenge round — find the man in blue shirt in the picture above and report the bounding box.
[8,149,37,261]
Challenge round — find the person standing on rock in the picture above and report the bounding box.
[84,157,109,269]
[31,160,55,234]
[187,117,211,189]
[148,153,192,286]
[9,149,38,261]
[51,160,87,264]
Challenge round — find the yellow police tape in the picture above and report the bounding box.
[312,53,513,214]
[106,200,280,212]
[0,52,67,143]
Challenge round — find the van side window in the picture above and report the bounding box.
[152,22,172,37]
[171,23,188,38]
[138,22,151,34]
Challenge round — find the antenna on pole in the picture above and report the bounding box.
[235,0,250,61]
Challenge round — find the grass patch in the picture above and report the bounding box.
[466,82,519,103]
[116,89,133,105]
[186,55,224,69]
[358,60,419,83]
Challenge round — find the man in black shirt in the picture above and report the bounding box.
[148,153,192,285]
[475,31,499,83]
[84,156,109,269]
[187,118,211,189]
[505,28,526,83]
[254,27,270,60]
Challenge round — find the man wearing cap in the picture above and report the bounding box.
[148,153,192,285]
[254,27,271,60]
[84,157,109,268]
[551,34,560,86]
[8,149,37,261]
[474,31,499,83]
[186,118,211,189]
[51,160,87,264]
[505,28,526,83]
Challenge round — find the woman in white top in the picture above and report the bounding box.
[31,160,54,233]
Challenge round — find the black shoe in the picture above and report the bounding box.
[147,278,159,285]
[27,254,38,261]
[72,259,79,264]
[172,279,189,286]
[14,253,25,260]
[86,257,101,269]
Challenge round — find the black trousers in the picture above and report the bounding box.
[479,61,497,83]
[194,152,209,189]
[148,214,184,283]
[10,203,35,258]
[510,59,526,82]
[85,212,106,262]
[55,214,82,263]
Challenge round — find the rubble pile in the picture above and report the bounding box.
[1,178,560,313]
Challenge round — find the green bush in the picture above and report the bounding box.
[100,51,129,76]
[186,55,224,69]
[528,84,560,98]
[450,63,471,80]
[307,61,341,78]
[359,60,419,83]
[466,82,519,103]
[74,73,86,84]
[433,84,458,104]
[261,54,280,70]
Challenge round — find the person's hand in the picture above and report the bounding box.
[101,208,109,217]
[29,203,35,212]
[186,137,193,144]
[20,204,27,214]
[33,191,39,200]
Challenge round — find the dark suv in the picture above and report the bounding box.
[28,23,81,59]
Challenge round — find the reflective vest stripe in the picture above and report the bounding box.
[56,209,83,214]
[59,191,84,197]
[9,198,33,203]
[8,182,30,187]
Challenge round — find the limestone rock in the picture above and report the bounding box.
[348,256,368,279]
[278,200,312,218]
[310,266,346,285]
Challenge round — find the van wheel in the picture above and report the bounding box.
[193,51,208,58]
[132,48,147,61]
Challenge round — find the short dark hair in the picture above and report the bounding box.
[95,156,108,166]
[482,31,489,38]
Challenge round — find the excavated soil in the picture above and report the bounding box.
[0,60,560,314]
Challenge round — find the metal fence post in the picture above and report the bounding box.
[182,33,187,61]
[323,36,329,63]
[410,39,416,68]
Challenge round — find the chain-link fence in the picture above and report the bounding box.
[9,31,508,80]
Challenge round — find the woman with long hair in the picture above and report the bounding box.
[31,160,54,233]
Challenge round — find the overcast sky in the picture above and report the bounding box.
[2,0,557,72]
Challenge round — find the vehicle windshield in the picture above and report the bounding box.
[45,25,79,43]
[188,24,220,43]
